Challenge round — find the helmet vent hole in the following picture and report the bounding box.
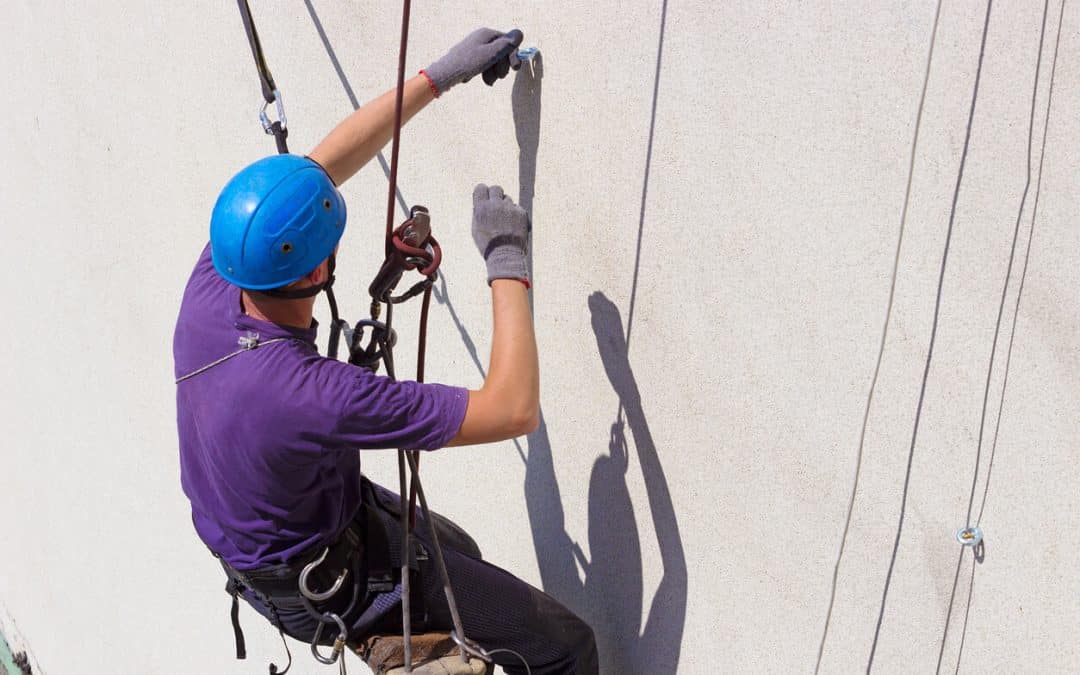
[281,242,293,254]
[323,199,332,210]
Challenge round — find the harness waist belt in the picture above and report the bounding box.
[219,518,364,601]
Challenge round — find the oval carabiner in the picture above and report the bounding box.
[310,612,349,665]
[299,547,349,603]
[259,89,287,134]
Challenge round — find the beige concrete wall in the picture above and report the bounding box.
[2,1,1077,673]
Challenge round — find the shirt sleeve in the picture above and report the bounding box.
[331,369,469,451]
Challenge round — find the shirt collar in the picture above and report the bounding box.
[232,290,319,347]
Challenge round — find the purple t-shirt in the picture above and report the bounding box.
[174,244,468,570]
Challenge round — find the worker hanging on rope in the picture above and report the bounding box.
[173,25,597,675]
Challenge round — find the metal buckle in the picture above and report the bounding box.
[259,89,287,134]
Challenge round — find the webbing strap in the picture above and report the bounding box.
[226,578,247,659]
[236,0,289,154]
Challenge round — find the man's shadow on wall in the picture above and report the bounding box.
[525,294,688,673]
[513,36,687,673]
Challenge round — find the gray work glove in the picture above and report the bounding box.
[472,184,529,286]
[422,28,524,96]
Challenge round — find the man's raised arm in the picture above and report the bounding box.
[309,28,524,186]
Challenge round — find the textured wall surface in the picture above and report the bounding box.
[2,2,1078,673]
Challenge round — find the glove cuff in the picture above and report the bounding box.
[419,69,442,98]
[422,61,458,96]
[485,243,529,286]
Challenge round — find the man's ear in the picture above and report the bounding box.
[307,261,327,286]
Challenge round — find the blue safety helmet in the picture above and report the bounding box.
[210,154,346,290]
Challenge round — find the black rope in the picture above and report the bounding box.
[236,0,277,102]
[236,0,289,153]
[865,3,993,671]
[814,2,944,671]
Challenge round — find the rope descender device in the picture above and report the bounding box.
[328,205,442,373]
[369,205,441,311]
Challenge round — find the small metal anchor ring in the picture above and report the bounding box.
[299,547,349,602]
[956,526,983,547]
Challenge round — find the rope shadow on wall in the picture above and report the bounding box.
[813,0,944,670]
[304,0,410,218]
[936,2,1063,672]
[816,1,1066,672]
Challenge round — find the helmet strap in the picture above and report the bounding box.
[254,254,337,301]
[324,254,342,328]
[250,255,347,358]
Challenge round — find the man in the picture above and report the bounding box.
[174,27,597,675]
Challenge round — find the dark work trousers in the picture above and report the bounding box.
[241,477,598,675]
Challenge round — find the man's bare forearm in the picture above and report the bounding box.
[448,279,538,446]
[308,75,435,186]
[486,279,539,427]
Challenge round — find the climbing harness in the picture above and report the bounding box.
[214,494,398,675]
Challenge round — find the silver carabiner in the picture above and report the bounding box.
[310,613,349,665]
[299,547,349,602]
[259,89,287,134]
